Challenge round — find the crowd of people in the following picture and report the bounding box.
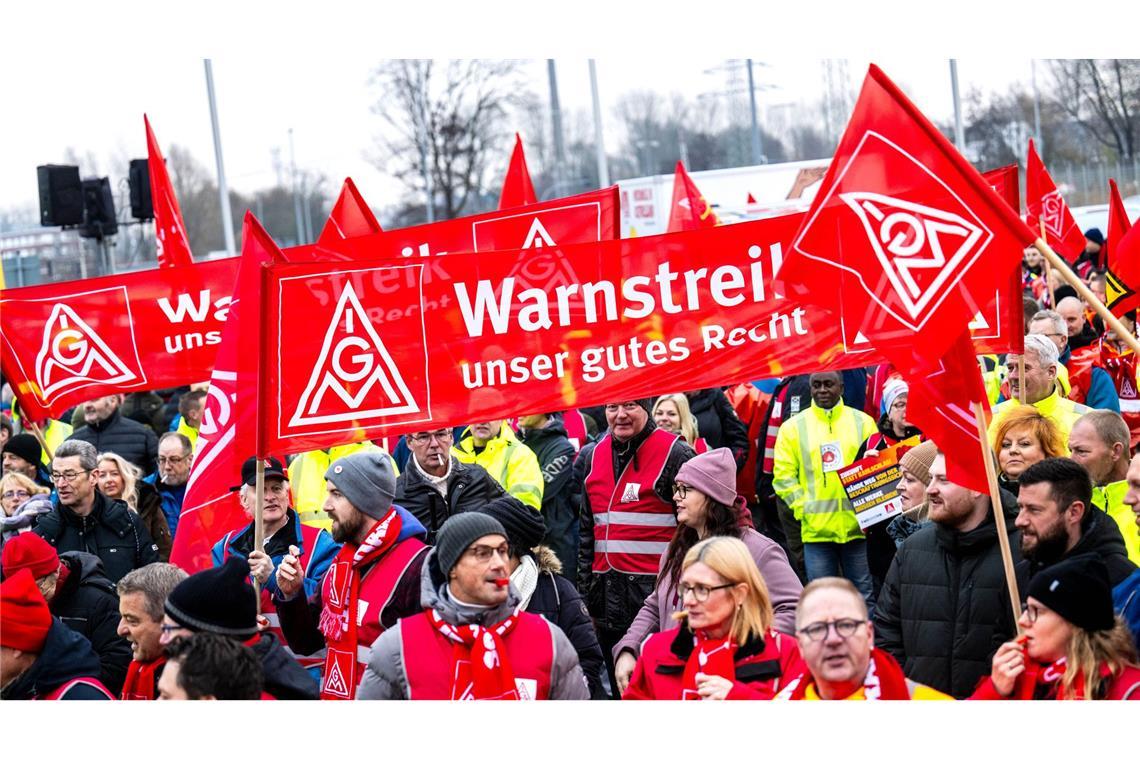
[2,232,1140,701]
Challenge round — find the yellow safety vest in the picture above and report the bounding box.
[287,442,391,531]
[176,418,199,450]
[453,422,544,511]
[1092,480,1140,566]
[989,391,1091,448]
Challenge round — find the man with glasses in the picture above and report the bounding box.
[778,578,950,700]
[395,428,532,545]
[142,432,193,540]
[358,512,589,700]
[33,440,159,583]
[572,397,695,697]
[66,394,159,476]
[1028,309,1118,411]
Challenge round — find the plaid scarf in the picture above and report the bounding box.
[317,507,403,700]
[680,630,738,700]
[427,607,521,700]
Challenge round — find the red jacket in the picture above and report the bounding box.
[971,660,1140,700]
[623,624,803,700]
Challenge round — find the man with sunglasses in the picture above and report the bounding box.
[34,440,159,584]
[358,512,589,700]
[395,428,532,545]
[778,578,950,700]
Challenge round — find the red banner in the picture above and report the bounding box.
[667,161,719,232]
[498,133,538,209]
[1026,138,1085,262]
[1,258,238,423]
[145,115,195,268]
[977,165,1025,356]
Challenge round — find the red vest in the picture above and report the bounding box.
[321,537,428,674]
[40,677,115,700]
[1100,342,1140,446]
[1066,346,1100,404]
[585,428,677,575]
[400,610,554,700]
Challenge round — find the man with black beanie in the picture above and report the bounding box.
[570,397,695,697]
[159,557,318,699]
[2,433,49,487]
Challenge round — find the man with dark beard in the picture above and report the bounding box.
[275,450,429,700]
[1014,458,1136,588]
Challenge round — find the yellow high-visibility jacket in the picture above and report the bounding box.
[772,400,874,544]
[1093,480,1140,566]
[40,418,73,465]
[453,422,544,511]
[288,442,391,531]
[989,391,1091,448]
[176,418,199,451]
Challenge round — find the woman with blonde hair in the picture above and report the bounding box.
[991,405,1066,496]
[974,555,1140,700]
[96,451,172,561]
[623,535,803,700]
[652,393,706,452]
[1,471,52,548]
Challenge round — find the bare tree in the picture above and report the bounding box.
[369,59,529,221]
[1049,59,1140,159]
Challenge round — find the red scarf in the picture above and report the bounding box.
[120,657,165,700]
[786,648,912,700]
[681,630,738,700]
[1014,657,1101,700]
[427,607,521,700]
[317,508,403,700]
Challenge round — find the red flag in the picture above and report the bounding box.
[1106,178,1139,316]
[777,65,1036,490]
[497,134,538,209]
[317,178,382,244]
[172,213,285,572]
[746,192,758,205]
[980,165,1026,356]
[1026,138,1085,263]
[144,115,195,268]
[667,161,719,232]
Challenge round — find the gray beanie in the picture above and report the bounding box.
[435,512,507,575]
[325,450,397,519]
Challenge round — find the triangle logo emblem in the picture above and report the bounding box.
[290,282,419,427]
[34,303,139,403]
[1040,191,1068,239]
[323,656,351,699]
[521,218,556,249]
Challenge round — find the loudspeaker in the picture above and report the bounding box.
[37,164,84,227]
[128,159,153,220]
[78,177,118,240]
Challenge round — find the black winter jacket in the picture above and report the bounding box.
[67,409,159,476]
[0,619,111,700]
[517,418,580,577]
[573,422,695,632]
[249,631,320,700]
[524,547,607,699]
[686,388,750,470]
[50,551,132,695]
[1019,506,1137,589]
[34,490,160,584]
[394,456,530,545]
[873,490,1022,699]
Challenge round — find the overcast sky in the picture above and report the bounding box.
[2,1,1121,217]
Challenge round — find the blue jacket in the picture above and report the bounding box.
[212,509,340,602]
[1114,567,1140,652]
[143,473,185,539]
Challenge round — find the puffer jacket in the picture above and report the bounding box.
[873,490,1022,699]
[395,455,532,545]
[517,418,579,576]
[248,631,320,700]
[686,388,751,470]
[0,618,112,700]
[67,409,159,476]
[1018,506,1137,589]
[572,421,696,633]
[50,551,132,696]
[34,490,159,584]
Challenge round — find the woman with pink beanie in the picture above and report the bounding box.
[612,447,803,694]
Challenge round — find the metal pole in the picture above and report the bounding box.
[747,58,764,164]
[415,68,434,223]
[303,176,315,243]
[950,59,965,151]
[289,128,305,244]
[588,60,610,187]
[548,59,566,194]
[1031,59,1043,154]
[203,59,237,256]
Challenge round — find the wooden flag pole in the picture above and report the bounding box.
[24,420,50,456]
[973,402,1023,629]
[1036,239,1140,357]
[1016,355,1026,404]
[253,458,265,616]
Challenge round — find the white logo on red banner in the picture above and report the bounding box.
[1040,191,1068,239]
[471,202,602,252]
[521,218,556,248]
[185,371,236,493]
[33,293,145,403]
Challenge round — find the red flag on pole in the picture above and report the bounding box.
[1106,178,1139,316]
[317,178,382,244]
[667,161,719,232]
[1026,138,1085,263]
[172,213,285,572]
[776,65,1037,491]
[498,133,538,209]
[981,164,1026,356]
[144,115,195,268]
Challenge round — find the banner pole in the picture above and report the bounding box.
[1039,221,1057,308]
[973,402,1023,629]
[253,458,265,616]
[25,420,49,456]
[1017,354,1026,404]
[1036,239,1140,357]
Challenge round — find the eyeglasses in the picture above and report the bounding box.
[890,400,907,411]
[677,582,734,602]
[464,543,511,564]
[2,489,31,500]
[160,623,187,636]
[604,402,642,413]
[157,455,189,466]
[1021,603,1041,624]
[49,469,90,483]
[797,618,867,641]
[672,483,692,499]
[409,430,453,444]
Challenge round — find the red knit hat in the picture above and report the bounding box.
[2,532,60,579]
[1,568,53,652]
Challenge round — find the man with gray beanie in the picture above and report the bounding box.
[275,449,429,699]
[357,512,589,700]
